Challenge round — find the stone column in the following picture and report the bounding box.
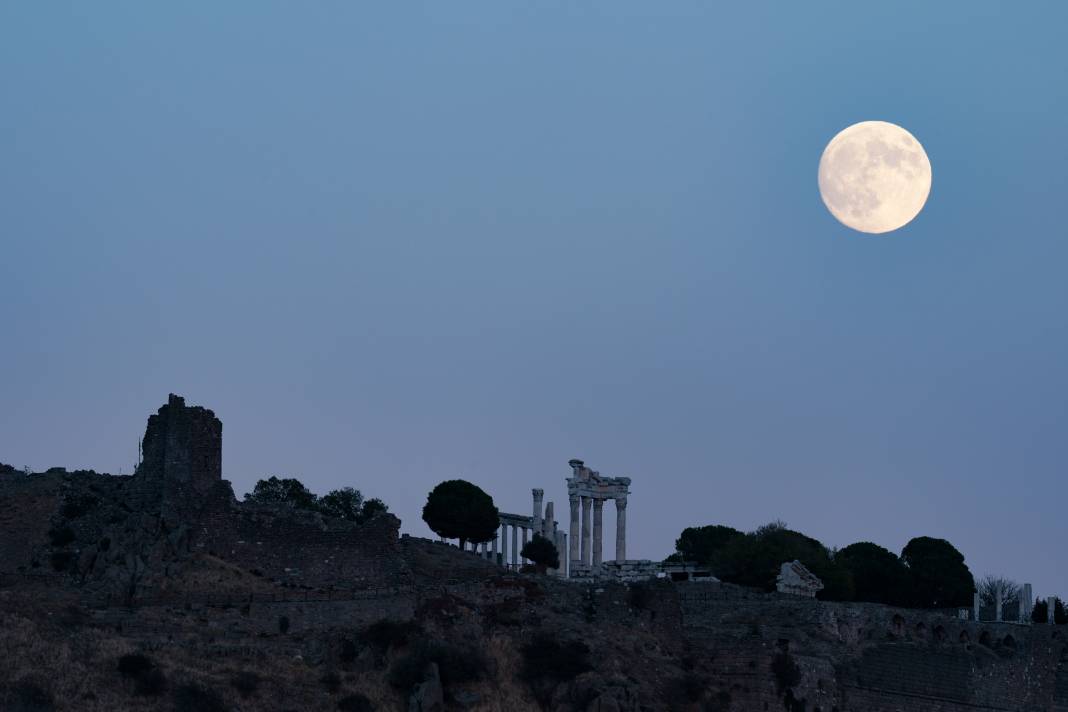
[521,527,529,563]
[569,494,581,566]
[1049,596,1057,625]
[532,488,544,535]
[581,496,592,566]
[556,531,568,577]
[543,501,555,539]
[592,498,604,568]
[995,589,1003,622]
[973,592,980,622]
[615,497,627,563]
[1021,583,1033,623]
[511,525,518,568]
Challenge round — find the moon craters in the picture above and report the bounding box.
[818,121,932,234]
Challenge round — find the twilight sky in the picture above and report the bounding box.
[2,3,1066,596]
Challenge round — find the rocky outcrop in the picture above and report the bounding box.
[408,662,444,712]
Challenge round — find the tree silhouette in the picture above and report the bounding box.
[901,537,974,608]
[422,479,499,549]
[244,476,318,511]
[521,534,560,574]
[711,522,854,601]
[977,575,1020,607]
[674,525,743,565]
[319,487,389,524]
[837,541,910,606]
[1034,597,1068,624]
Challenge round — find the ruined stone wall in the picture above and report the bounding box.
[0,472,65,572]
[135,394,224,521]
[192,503,412,591]
[676,581,1067,711]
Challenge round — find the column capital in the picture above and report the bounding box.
[615,496,628,509]
[532,488,544,498]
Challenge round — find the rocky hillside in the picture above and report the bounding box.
[2,536,1067,711]
[2,460,1066,711]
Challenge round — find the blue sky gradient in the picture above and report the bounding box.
[2,3,1066,594]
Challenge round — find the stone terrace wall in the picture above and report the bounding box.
[0,472,64,572]
[192,503,412,591]
[677,581,1067,711]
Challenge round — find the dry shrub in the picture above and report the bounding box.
[173,682,227,712]
[338,692,375,711]
[320,670,342,694]
[1,680,55,712]
[388,640,486,690]
[771,651,801,694]
[520,634,592,706]
[229,670,260,699]
[359,619,422,655]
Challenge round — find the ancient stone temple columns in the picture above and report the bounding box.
[566,459,631,575]
[1020,584,1033,623]
[494,489,566,575]
[569,494,581,564]
[581,496,592,566]
[614,496,626,563]
[532,488,543,534]
[592,499,603,567]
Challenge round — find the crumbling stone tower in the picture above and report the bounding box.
[135,394,223,521]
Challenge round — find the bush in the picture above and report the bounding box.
[173,683,227,712]
[135,670,167,697]
[388,641,485,690]
[771,652,801,694]
[520,534,560,573]
[319,487,390,524]
[48,526,75,547]
[520,634,592,706]
[49,551,73,572]
[520,634,592,684]
[118,654,166,696]
[3,680,55,712]
[337,693,375,712]
[117,654,154,678]
[244,476,318,510]
[387,651,432,691]
[359,619,421,655]
[60,494,98,519]
[665,672,706,704]
[711,523,854,601]
[230,671,260,699]
[707,689,732,712]
[628,581,655,611]
[339,638,358,663]
[320,671,342,694]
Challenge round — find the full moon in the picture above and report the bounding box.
[818,121,932,234]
